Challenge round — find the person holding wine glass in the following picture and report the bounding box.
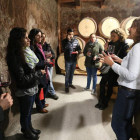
[82,33,104,94]
[6,27,45,140]
[95,28,129,110]
[0,93,13,140]
[99,18,140,140]
[41,33,59,100]
[29,28,50,113]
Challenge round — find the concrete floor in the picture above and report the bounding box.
[5,74,118,140]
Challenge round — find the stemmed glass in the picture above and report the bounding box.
[107,45,115,55]
[0,71,11,93]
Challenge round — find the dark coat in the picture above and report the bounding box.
[42,42,55,59]
[7,55,42,89]
[83,41,104,68]
[62,37,81,62]
[31,45,48,88]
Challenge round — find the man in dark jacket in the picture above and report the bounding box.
[0,93,13,140]
[62,28,81,93]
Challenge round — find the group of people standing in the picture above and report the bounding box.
[4,27,59,140]
[0,18,140,140]
[62,18,140,140]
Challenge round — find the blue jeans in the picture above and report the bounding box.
[86,67,97,90]
[47,67,55,95]
[35,85,48,110]
[18,94,36,130]
[65,61,76,88]
[111,88,135,140]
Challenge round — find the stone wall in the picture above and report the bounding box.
[60,0,140,47]
[0,0,58,135]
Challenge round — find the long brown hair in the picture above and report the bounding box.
[6,27,26,64]
[128,17,140,51]
[111,28,126,42]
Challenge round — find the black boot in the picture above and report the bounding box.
[29,124,41,135]
[21,128,39,140]
[95,102,103,108]
[99,97,109,110]
[95,98,104,109]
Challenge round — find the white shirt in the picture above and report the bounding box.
[112,42,140,90]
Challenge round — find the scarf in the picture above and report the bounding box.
[23,46,39,69]
[36,43,50,82]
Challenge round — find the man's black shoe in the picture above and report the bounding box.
[65,87,69,93]
[46,93,59,100]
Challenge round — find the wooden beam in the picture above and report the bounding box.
[75,0,81,9]
[60,0,74,3]
[82,0,102,1]
[58,0,61,54]
[100,0,105,8]
[60,0,102,3]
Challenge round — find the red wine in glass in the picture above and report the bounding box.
[0,71,11,93]
[107,45,115,55]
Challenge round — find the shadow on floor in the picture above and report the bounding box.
[37,98,114,132]
[5,133,26,140]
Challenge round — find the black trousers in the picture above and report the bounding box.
[99,69,119,103]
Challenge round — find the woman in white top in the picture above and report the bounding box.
[100,18,140,140]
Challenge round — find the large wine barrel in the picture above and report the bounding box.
[96,36,106,48]
[120,17,137,35]
[75,36,85,51]
[98,17,120,38]
[78,17,97,38]
[57,53,65,70]
[77,54,86,71]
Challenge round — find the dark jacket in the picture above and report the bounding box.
[62,37,81,62]
[104,41,129,86]
[0,107,4,122]
[83,41,104,68]
[7,55,42,89]
[31,45,48,88]
[108,41,129,59]
[42,42,55,59]
[42,42,55,67]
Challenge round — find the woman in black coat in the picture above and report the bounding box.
[95,28,129,110]
[29,28,49,113]
[6,27,45,140]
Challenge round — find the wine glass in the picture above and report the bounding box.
[87,48,91,57]
[0,71,11,93]
[107,45,115,55]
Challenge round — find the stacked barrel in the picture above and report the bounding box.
[57,16,137,72]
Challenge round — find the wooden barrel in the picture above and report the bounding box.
[120,17,137,35]
[96,36,106,47]
[77,53,86,71]
[75,36,85,51]
[57,53,65,70]
[78,17,97,38]
[98,17,120,38]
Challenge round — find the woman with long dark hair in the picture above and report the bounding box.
[6,27,45,140]
[29,28,49,113]
[95,28,129,110]
[100,18,140,140]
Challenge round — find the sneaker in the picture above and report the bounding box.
[91,89,96,95]
[65,87,69,93]
[82,87,89,91]
[69,84,76,89]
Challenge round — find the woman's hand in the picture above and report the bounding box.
[99,51,114,66]
[111,54,122,64]
[41,70,46,75]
